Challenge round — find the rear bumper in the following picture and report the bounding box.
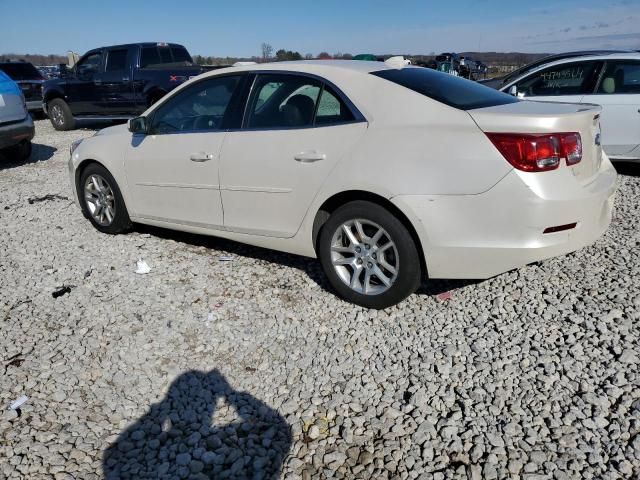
[0,116,35,150]
[393,156,617,279]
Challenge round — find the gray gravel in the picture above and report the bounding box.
[1,119,639,479]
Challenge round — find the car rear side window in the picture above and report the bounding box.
[597,60,640,94]
[371,67,518,110]
[245,74,322,129]
[315,86,355,126]
[106,50,128,72]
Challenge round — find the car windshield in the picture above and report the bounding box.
[140,45,194,68]
[372,67,518,110]
[0,63,42,81]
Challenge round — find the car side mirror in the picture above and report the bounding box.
[128,116,149,134]
[508,85,519,96]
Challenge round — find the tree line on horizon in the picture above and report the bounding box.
[0,46,549,68]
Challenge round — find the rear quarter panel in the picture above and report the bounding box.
[312,73,513,198]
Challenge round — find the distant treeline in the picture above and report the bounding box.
[0,51,550,67]
[0,53,67,65]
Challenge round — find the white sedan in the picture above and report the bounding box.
[501,52,640,161]
[68,60,617,308]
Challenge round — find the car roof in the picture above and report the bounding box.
[88,42,187,51]
[502,52,640,88]
[204,60,392,77]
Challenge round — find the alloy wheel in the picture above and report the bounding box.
[84,174,116,226]
[330,219,399,295]
[51,105,64,126]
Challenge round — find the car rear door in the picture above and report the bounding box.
[124,74,244,227]
[95,46,136,115]
[583,59,640,157]
[218,72,368,238]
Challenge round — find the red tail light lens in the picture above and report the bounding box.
[561,133,582,165]
[486,133,582,172]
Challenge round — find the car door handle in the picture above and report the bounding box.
[93,80,102,85]
[190,152,214,162]
[123,76,130,82]
[294,151,326,163]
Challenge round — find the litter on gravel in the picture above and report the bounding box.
[8,395,29,411]
[135,259,151,274]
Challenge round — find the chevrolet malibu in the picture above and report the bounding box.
[68,61,617,308]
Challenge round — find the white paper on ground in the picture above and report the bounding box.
[9,395,29,410]
[135,260,151,274]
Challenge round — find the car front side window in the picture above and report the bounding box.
[515,61,600,97]
[150,75,241,134]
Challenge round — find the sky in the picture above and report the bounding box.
[1,0,639,57]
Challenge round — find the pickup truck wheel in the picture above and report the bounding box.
[79,164,131,234]
[48,99,75,131]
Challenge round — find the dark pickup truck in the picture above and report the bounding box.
[43,42,203,130]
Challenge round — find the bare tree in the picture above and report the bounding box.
[261,43,274,61]
[304,53,313,60]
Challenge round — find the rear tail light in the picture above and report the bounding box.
[486,132,582,172]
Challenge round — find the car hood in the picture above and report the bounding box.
[94,123,129,137]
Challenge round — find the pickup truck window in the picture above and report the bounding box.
[141,45,194,68]
[77,52,103,78]
[106,50,128,72]
[150,75,240,134]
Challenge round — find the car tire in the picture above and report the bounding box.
[47,98,76,131]
[78,163,131,234]
[318,201,422,309]
[2,140,32,161]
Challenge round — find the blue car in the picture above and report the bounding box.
[0,70,34,161]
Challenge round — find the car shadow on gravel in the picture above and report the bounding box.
[0,143,57,171]
[135,224,480,301]
[613,161,640,177]
[135,224,335,294]
[103,369,291,479]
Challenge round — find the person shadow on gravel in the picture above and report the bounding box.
[103,369,292,479]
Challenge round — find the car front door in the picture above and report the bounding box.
[219,73,368,238]
[507,60,602,105]
[96,47,136,115]
[67,50,105,115]
[585,59,640,157]
[124,74,243,228]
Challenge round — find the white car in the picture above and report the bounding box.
[68,61,617,308]
[501,53,640,161]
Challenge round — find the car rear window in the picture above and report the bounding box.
[140,45,194,68]
[0,63,42,81]
[371,67,518,110]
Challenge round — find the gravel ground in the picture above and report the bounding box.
[1,119,639,480]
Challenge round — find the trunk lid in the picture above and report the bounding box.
[468,100,603,185]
